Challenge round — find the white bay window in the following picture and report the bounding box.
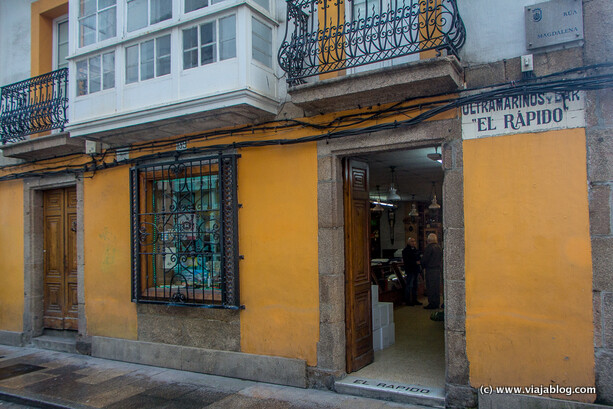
[76,52,115,95]
[182,15,236,70]
[127,0,173,32]
[126,34,171,83]
[79,0,117,47]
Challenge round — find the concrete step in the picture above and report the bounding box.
[335,376,445,408]
[31,334,77,354]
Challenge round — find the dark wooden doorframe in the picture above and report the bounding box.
[43,187,78,331]
[343,158,374,373]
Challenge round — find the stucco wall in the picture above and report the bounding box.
[458,0,544,65]
[83,166,137,340]
[0,0,32,85]
[464,128,595,402]
[238,143,320,366]
[0,180,25,332]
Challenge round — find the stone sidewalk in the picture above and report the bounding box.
[0,345,429,409]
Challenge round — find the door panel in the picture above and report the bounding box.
[344,159,374,373]
[65,188,78,329]
[43,187,78,330]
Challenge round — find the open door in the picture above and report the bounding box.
[344,158,374,372]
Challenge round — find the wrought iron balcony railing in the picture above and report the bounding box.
[278,0,465,84]
[0,68,68,144]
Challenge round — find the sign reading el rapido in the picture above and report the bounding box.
[525,0,584,49]
[461,91,585,140]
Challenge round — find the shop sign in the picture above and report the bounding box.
[461,91,585,140]
[525,0,583,49]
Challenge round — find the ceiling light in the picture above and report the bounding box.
[427,147,442,164]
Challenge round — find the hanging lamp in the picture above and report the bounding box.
[408,194,419,222]
[387,166,401,202]
[428,181,441,221]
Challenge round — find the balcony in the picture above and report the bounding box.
[0,69,69,144]
[278,0,466,114]
[0,68,85,160]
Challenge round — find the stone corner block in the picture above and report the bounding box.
[446,384,478,409]
[592,237,613,292]
[596,348,613,405]
[0,330,26,347]
[446,330,469,385]
[589,184,611,236]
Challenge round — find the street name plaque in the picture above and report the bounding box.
[525,0,583,50]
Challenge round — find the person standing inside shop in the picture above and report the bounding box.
[422,233,443,309]
[402,237,422,306]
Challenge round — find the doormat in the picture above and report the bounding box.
[0,364,46,381]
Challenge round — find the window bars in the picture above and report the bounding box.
[130,154,240,308]
[278,0,466,84]
[0,68,69,144]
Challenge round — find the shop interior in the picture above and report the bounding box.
[352,146,445,388]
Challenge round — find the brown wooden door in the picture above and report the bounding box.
[43,187,78,330]
[344,159,374,372]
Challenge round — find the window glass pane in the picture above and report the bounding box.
[200,22,216,65]
[89,55,101,93]
[201,44,216,65]
[57,21,69,70]
[99,0,116,9]
[79,15,96,47]
[103,52,115,89]
[126,45,139,83]
[253,0,269,10]
[252,18,272,67]
[183,27,199,69]
[98,6,116,41]
[77,60,88,95]
[185,0,208,12]
[156,35,171,76]
[140,40,155,80]
[219,15,236,60]
[127,0,148,32]
[80,0,96,17]
[151,0,172,24]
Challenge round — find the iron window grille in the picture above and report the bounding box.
[278,0,466,84]
[130,154,240,308]
[0,68,69,144]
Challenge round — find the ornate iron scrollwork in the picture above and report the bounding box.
[278,0,466,84]
[0,68,69,144]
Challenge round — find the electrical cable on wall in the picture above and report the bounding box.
[1,63,612,182]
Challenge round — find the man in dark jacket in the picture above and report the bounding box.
[422,233,443,309]
[402,237,422,306]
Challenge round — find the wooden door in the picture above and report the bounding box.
[344,159,374,372]
[43,187,78,330]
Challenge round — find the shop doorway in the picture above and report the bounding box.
[43,187,78,331]
[343,147,445,389]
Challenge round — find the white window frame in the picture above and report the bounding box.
[127,0,173,33]
[76,51,116,96]
[78,0,117,47]
[53,15,70,71]
[181,14,236,71]
[125,33,172,83]
[251,17,273,68]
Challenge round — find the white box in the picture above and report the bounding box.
[371,285,379,304]
[379,303,390,327]
[380,301,394,324]
[372,305,381,330]
[373,328,383,351]
[381,324,391,348]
